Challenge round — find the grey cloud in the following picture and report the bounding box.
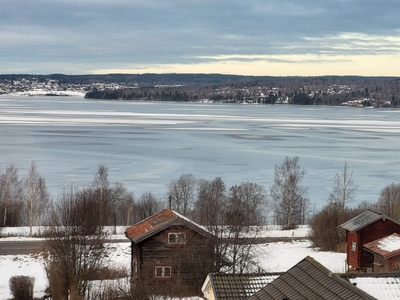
[1,0,400,73]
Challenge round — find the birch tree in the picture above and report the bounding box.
[22,162,49,235]
[92,165,110,225]
[270,156,307,229]
[0,165,22,227]
[328,161,357,209]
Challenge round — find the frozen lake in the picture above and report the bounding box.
[1,95,400,212]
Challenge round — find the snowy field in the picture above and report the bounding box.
[0,226,345,299]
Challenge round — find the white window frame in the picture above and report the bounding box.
[132,257,138,274]
[154,266,172,278]
[351,241,357,252]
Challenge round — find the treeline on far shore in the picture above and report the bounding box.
[85,76,400,107]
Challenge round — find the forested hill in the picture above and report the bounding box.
[2,73,400,107]
[0,73,273,87]
[84,75,400,108]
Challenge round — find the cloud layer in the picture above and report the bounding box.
[2,0,400,75]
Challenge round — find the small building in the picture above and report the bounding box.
[363,233,400,273]
[247,256,376,300]
[125,208,216,297]
[339,210,400,272]
[201,272,282,300]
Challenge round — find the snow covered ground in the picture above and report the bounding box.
[8,89,86,97]
[0,226,345,299]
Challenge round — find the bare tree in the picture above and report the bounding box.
[270,156,307,229]
[137,192,161,220]
[328,161,357,209]
[112,182,135,226]
[168,173,196,216]
[43,186,109,300]
[225,182,267,273]
[22,162,50,236]
[192,177,227,271]
[0,165,22,227]
[92,165,110,225]
[309,202,346,251]
[192,178,267,273]
[376,182,400,220]
[193,177,226,227]
[309,202,372,251]
[92,165,135,227]
[227,182,267,226]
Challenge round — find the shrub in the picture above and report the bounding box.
[9,276,35,300]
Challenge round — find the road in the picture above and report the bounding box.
[0,237,308,255]
[0,239,129,255]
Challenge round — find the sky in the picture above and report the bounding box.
[1,0,400,76]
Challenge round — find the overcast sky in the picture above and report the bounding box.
[2,0,400,76]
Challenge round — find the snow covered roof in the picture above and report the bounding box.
[339,210,396,232]
[248,256,377,300]
[124,208,215,244]
[202,272,282,300]
[363,233,400,259]
[341,273,400,300]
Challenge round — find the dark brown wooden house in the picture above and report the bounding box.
[339,210,400,272]
[363,233,400,273]
[125,208,216,297]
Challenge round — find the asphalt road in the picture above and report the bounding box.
[0,239,129,255]
[0,237,308,255]
[0,240,44,255]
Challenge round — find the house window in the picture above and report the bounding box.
[168,232,186,244]
[351,241,357,252]
[132,258,138,274]
[154,266,172,278]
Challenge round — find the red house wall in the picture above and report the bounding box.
[347,231,360,269]
[360,219,400,245]
[347,219,400,271]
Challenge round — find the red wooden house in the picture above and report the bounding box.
[340,210,400,272]
[125,208,217,297]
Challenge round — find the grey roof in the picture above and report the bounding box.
[339,210,391,232]
[207,273,282,300]
[248,256,377,300]
[341,273,400,300]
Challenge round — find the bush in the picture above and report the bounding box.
[309,203,372,251]
[9,276,35,300]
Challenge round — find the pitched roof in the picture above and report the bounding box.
[341,272,400,300]
[125,208,214,244]
[363,233,400,259]
[202,273,283,300]
[339,210,394,232]
[248,256,377,300]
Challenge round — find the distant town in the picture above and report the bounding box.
[1,74,400,107]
